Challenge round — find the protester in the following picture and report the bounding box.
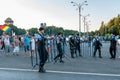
[30,35,35,56]
[23,33,30,57]
[1,32,6,50]
[4,35,11,56]
[13,36,20,56]
[46,36,52,54]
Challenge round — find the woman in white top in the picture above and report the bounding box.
[30,35,35,55]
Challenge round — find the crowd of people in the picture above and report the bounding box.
[0,32,35,57]
[0,32,118,58]
[0,28,119,73]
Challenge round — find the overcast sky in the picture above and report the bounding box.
[0,0,120,31]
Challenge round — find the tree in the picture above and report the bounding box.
[99,15,120,36]
[17,28,26,35]
[64,30,78,36]
[111,26,119,35]
[99,21,105,36]
[45,26,64,35]
[28,28,38,36]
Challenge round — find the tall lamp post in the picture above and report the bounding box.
[83,14,90,37]
[71,1,88,36]
[86,20,91,37]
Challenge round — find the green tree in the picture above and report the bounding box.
[8,24,26,35]
[17,28,26,35]
[99,21,105,36]
[28,28,38,36]
[64,30,78,36]
[99,15,120,36]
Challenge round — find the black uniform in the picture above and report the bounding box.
[62,37,67,53]
[109,36,117,59]
[37,33,48,72]
[75,36,82,57]
[54,36,64,63]
[93,38,102,58]
[1,35,5,50]
[69,37,75,58]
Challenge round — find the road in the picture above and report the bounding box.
[0,42,120,80]
[0,69,120,80]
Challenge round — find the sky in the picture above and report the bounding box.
[0,0,120,32]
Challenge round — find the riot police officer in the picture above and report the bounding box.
[75,34,82,57]
[37,27,48,73]
[54,33,64,63]
[109,33,118,59]
[93,35,102,58]
[69,34,76,58]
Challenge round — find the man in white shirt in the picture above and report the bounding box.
[4,35,11,56]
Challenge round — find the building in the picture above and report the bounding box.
[4,17,14,25]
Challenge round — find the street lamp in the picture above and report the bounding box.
[83,14,90,37]
[71,1,88,37]
[86,20,91,37]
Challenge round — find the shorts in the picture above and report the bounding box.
[24,45,30,52]
[13,46,19,53]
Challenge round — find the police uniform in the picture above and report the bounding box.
[93,37,102,58]
[69,36,75,58]
[109,36,118,59]
[75,36,82,57]
[54,36,64,63]
[37,33,48,72]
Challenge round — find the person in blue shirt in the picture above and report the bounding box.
[23,33,30,57]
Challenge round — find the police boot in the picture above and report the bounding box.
[53,58,57,64]
[60,59,64,63]
[79,53,82,57]
[38,67,46,73]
